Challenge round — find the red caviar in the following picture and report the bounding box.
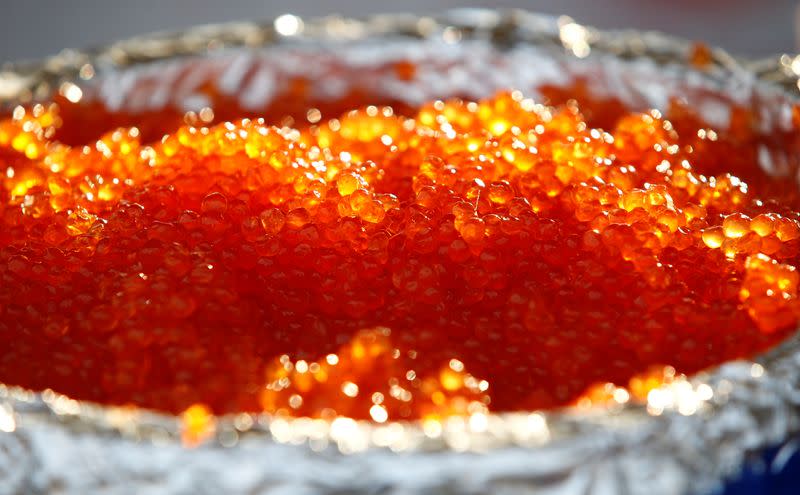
[1,86,799,420]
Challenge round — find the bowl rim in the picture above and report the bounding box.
[1,8,797,104]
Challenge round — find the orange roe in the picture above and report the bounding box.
[1,87,799,420]
[689,42,713,68]
[181,403,215,446]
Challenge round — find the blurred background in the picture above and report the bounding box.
[0,0,797,63]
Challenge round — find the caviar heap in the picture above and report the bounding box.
[1,89,799,421]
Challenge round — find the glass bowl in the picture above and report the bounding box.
[1,8,800,495]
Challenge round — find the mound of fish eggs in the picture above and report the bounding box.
[1,87,798,421]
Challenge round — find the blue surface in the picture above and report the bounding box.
[717,438,800,495]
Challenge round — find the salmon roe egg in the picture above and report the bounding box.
[1,85,799,420]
